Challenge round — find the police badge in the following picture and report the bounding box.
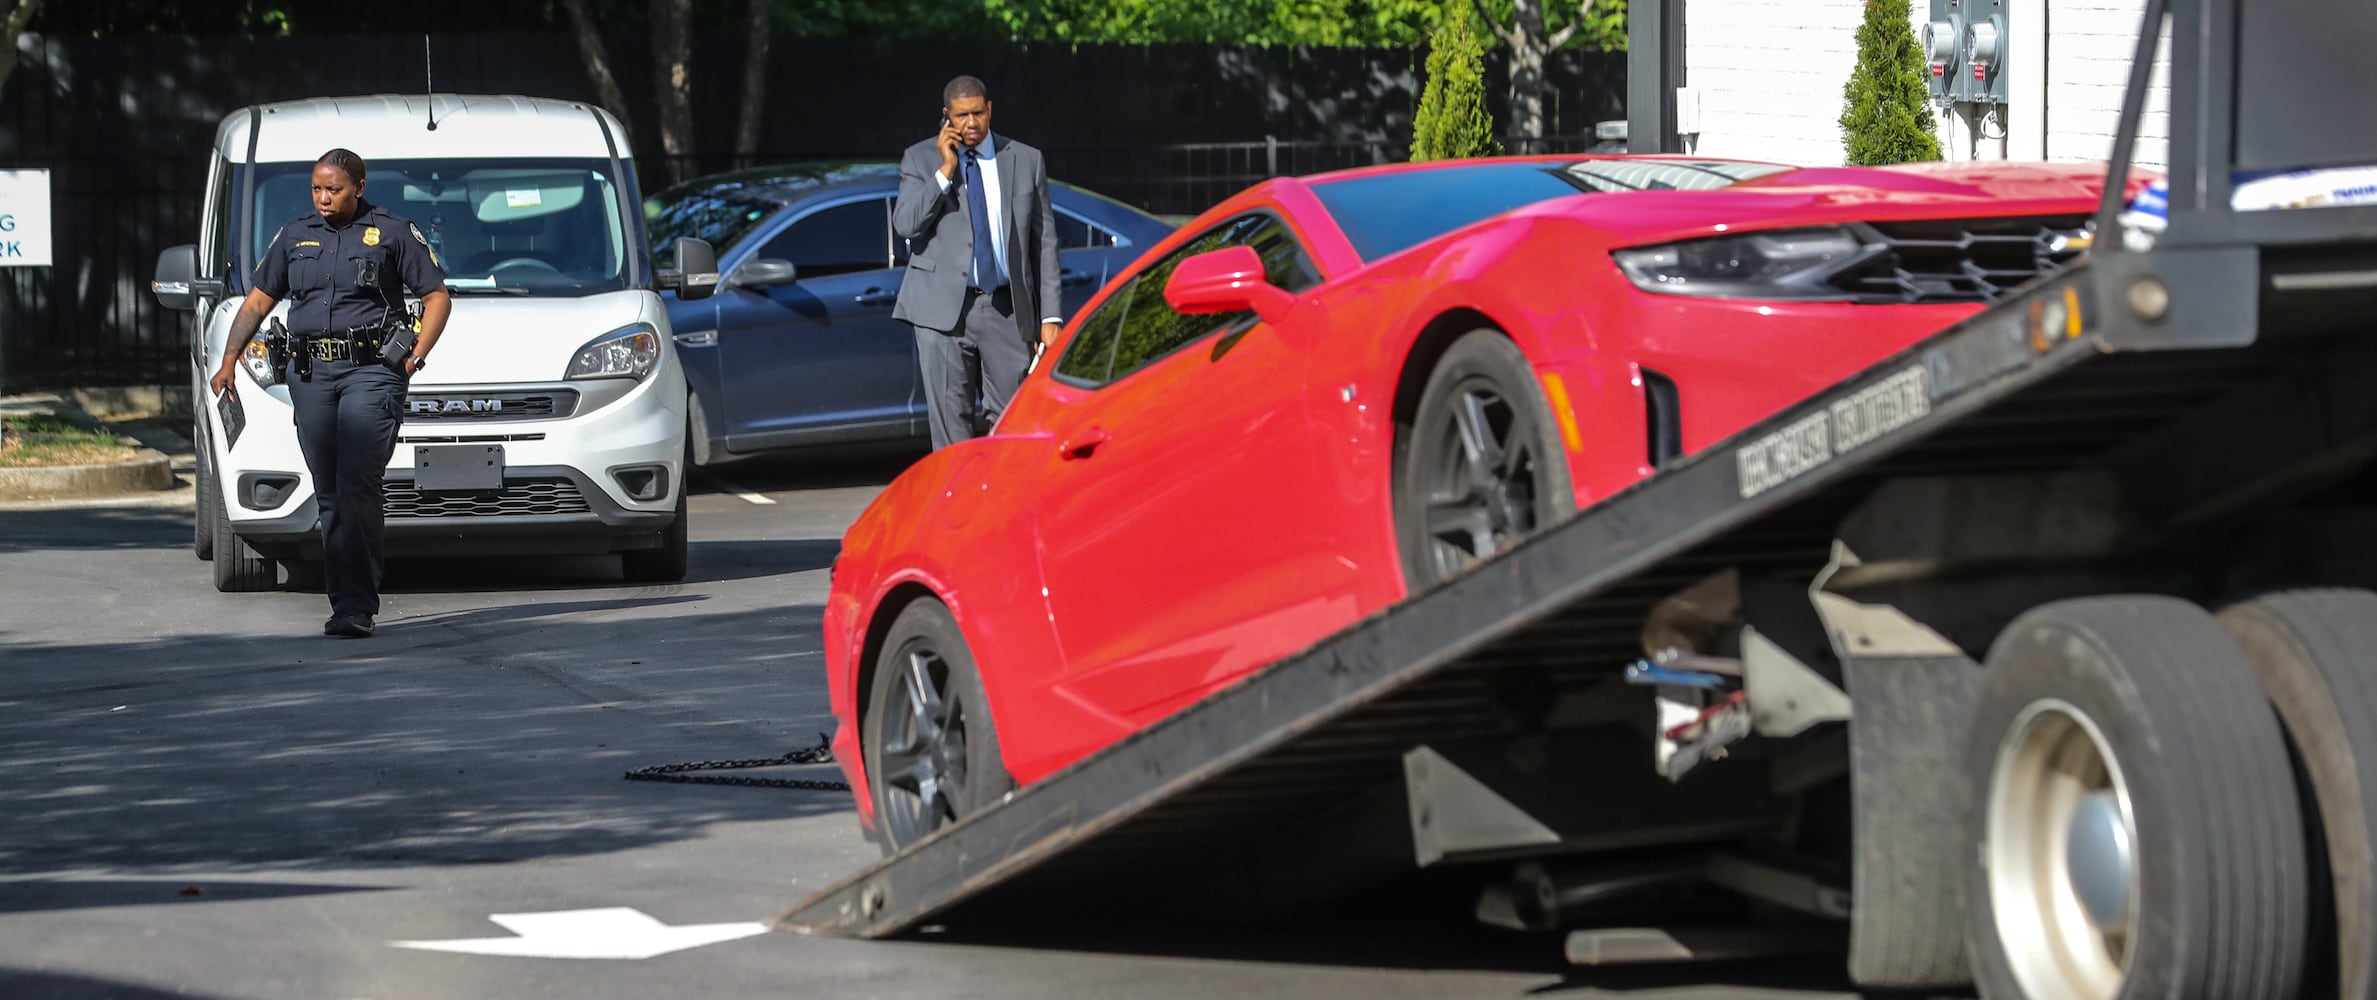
[363,226,381,246]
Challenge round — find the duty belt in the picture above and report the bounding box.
[291,328,389,381]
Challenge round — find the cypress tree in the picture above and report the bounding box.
[1839,0,1943,165]
[1411,13,1502,162]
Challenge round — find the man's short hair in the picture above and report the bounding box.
[943,75,990,106]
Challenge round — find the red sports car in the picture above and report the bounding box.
[823,154,2128,850]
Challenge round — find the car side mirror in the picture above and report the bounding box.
[732,258,799,288]
[1163,245,1293,324]
[663,237,722,301]
[150,244,225,311]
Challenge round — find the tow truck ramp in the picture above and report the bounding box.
[781,1,2377,992]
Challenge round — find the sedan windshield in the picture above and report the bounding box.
[244,158,633,296]
[1311,159,1792,262]
[644,190,784,270]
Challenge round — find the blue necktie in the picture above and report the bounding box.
[962,147,1001,292]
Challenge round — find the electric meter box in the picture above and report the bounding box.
[1928,0,2008,106]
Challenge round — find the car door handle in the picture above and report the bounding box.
[854,287,897,305]
[1059,268,1093,287]
[1059,427,1109,460]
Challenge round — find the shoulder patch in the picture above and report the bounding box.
[411,223,441,267]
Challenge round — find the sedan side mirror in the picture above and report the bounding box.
[731,258,799,288]
[1163,245,1293,324]
[150,244,226,311]
[664,237,722,301]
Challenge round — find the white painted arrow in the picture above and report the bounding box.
[391,907,770,960]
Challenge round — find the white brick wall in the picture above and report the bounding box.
[1678,0,2171,169]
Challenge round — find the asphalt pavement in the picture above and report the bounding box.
[0,448,1900,999]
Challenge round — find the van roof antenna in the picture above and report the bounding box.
[423,35,439,131]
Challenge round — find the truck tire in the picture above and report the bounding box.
[1966,595,2309,1000]
[2216,590,2377,1000]
[209,483,276,592]
[622,487,688,583]
[193,446,216,561]
[1395,329,1575,592]
[863,598,1012,855]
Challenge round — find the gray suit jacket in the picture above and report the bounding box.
[891,132,1061,336]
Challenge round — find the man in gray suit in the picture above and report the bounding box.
[893,75,1063,449]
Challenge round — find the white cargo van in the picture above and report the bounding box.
[152,95,721,591]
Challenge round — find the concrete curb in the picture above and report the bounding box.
[0,449,178,501]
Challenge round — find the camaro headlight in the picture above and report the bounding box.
[1611,227,1869,300]
[566,322,661,380]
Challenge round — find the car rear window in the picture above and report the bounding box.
[1310,159,1792,262]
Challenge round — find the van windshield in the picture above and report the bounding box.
[243,158,634,296]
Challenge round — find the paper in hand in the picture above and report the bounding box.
[216,384,246,450]
[1027,339,1047,375]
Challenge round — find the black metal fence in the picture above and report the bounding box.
[0,31,1623,393]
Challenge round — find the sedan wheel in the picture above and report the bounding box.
[863,599,1012,854]
[1397,330,1575,591]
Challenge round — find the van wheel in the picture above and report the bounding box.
[194,446,216,561]
[622,486,688,583]
[1966,596,2309,1000]
[209,484,276,592]
[1394,330,1575,592]
[2216,590,2377,1000]
[863,598,1011,855]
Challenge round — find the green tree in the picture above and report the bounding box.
[1411,12,1499,162]
[1839,0,1941,165]
[1467,0,1624,141]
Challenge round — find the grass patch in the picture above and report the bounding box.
[0,414,143,468]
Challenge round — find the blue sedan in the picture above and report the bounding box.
[645,162,1174,466]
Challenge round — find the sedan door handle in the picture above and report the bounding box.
[1059,268,1093,287]
[1058,427,1109,460]
[854,287,897,305]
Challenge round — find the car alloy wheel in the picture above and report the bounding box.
[863,599,1012,854]
[1397,330,1574,591]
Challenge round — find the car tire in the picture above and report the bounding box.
[621,484,689,583]
[863,598,1013,856]
[209,481,276,592]
[1395,329,1576,592]
[1965,595,2310,1000]
[2215,589,2377,1000]
[193,439,216,561]
[687,392,715,469]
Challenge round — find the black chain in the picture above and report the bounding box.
[623,733,851,791]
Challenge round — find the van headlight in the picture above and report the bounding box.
[1611,227,1867,300]
[566,322,661,380]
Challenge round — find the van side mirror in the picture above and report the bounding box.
[1163,245,1293,324]
[663,237,722,301]
[732,258,799,288]
[150,244,226,311]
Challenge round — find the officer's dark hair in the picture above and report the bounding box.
[315,148,368,184]
[942,76,989,106]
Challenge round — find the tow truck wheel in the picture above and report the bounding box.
[1966,596,2309,1000]
[208,480,276,592]
[193,443,216,560]
[2216,590,2377,1000]
[1395,330,1575,592]
[863,598,1011,855]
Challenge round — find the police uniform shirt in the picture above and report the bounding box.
[252,199,447,335]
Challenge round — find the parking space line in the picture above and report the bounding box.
[696,472,776,506]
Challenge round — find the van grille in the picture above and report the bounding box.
[384,477,591,518]
[1825,215,2094,304]
[402,390,579,422]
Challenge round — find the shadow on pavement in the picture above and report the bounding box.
[0,507,186,555]
[0,968,236,1000]
[0,600,853,875]
[0,878,386,915]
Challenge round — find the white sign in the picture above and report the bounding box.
[390,907,770,960]
[0,170,53,267]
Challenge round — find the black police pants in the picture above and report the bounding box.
[287,358,406,617]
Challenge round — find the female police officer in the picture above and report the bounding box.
[208,148,451,638]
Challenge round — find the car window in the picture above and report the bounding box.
[1054,208,1118,249]
[1310,159,1793,262]
[647,192,781,270]
[1052,212,1315,389]
[753,198,890,279]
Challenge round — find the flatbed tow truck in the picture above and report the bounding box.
[777,1,2377,996]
